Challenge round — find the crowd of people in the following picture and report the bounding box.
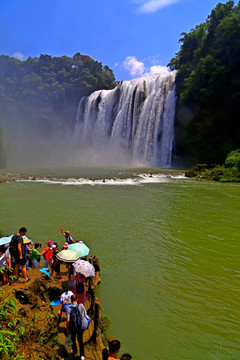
[0,226,76,284]
[0,226,133,360]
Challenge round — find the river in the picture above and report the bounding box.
[0,168,240,359]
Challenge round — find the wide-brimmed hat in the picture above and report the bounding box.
[63,242,69,249]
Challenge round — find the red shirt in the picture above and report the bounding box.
[42,246,53,261]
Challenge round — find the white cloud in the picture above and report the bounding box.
[123,56,145,77]
[149,65,169,74]
[135,0,179,13]
[120,55,170,78]
[13,52,25,60]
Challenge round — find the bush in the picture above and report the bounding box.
[224,149,240,171]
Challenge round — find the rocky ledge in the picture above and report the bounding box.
[0,256,108,360]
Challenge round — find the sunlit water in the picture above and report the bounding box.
[0,171,240,360]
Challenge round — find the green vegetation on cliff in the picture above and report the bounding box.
[185,149,240,182]
[169,1,240,165]
[0,53,116,139]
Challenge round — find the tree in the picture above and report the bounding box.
[169,1,240,165]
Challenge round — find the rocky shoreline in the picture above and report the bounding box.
[0,257,108,360]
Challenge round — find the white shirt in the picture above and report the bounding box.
[60,291,74,304]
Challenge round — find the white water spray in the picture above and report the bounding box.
[75,72,176,167]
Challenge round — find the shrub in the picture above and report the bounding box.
[224,149,240,171]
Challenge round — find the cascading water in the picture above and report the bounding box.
[75,71,176,167]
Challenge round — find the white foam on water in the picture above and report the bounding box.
[18,173,186,186]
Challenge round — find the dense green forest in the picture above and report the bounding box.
[0,53,116,108]
[0,53,116,167]
[169,1,240,165]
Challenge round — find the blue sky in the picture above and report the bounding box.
[0,0,234,81]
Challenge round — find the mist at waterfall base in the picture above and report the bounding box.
[3,71,176,169]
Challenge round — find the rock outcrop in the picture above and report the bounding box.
[0,256,106,360]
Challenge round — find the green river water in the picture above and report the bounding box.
[0,169,240,360]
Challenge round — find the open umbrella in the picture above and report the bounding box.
[73,259,95,277]
[68,242,90,258]
[0,235,12,247]
[56,249,80,263]
[0,234,32,247]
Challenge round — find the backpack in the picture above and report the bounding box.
[9,234,20,258]
[69,305,82,331]
[76,282,84,294]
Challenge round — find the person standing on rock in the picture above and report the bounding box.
[66,294,86,359]
[10,227,30,283]
[72,272,86,304]
[58,284,74,321]
[60,226,74,244]
[42,241,54,271]
[31,243,43,269]
[0,246,9,284]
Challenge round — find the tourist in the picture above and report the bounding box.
[120,354,132,360]
[24,239,33,269]
[67,263,76,292]
[63,242,69,250]
[42,241,54,271]
[102,338,121,360]
[50,244,63,280]
[73,272,86,304]
[66,294,86,359]
[0,246,9,284]
[60,226,74,244]
[31,243,43,269]
[58,284,74,321]
[10,227,30,283]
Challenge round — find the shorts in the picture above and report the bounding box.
[52,261,61,273]
[15,257,27,266]
[32,259,39,269]
[44,259,52,268]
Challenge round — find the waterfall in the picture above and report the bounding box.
[75,71,176,168]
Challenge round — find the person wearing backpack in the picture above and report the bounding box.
[66,294,86,359]
[60,226,74,244]
[10,227,30,282]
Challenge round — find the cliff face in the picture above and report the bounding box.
[0,257,105,360]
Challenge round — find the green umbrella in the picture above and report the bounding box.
[56,249,80,263]
[68,242,90,258]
